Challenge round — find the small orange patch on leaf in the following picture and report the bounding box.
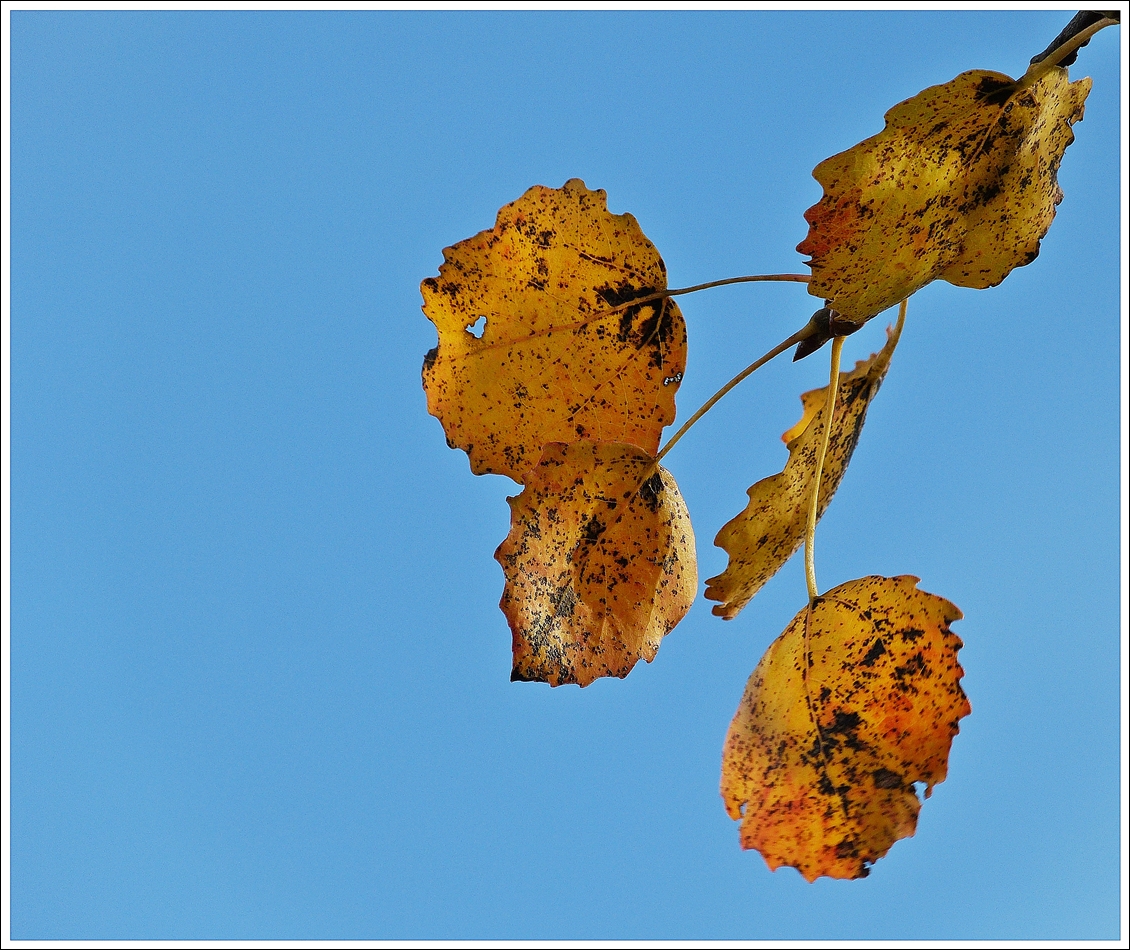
[422,178,687,483]
[721,576,970,881]
[495,440,696,687]
[798,68,1090,323]
[705,322,901,619]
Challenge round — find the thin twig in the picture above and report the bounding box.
[654,323,814,465]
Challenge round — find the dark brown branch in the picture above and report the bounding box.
[1030,10,1120,67]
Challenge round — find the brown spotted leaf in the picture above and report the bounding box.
[797,68,1090,323]
[705,322,902,620]
[422,178,687,483]
[495,440,696,687]
[721,575,969,881]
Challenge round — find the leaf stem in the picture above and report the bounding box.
[654,322,814,466]
[802,298,908,603]
[606,274,810,315]
[666,274,811,295]
[804,336,845,605]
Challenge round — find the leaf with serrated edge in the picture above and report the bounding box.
[495,440,696,687]
[422,178,687,483]
[721,576,970,881]
[705,323,901,620]
[797,68,1090,323]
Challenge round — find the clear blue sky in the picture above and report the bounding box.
[9,9,1122,940]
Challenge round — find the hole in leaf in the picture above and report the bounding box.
[467,315,487,338]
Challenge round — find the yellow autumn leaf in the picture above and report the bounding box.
[721,575,970,881]
[422,179,687,483]
[705,321,902,619]
[495,440,696,687]
[798,67,1090,323]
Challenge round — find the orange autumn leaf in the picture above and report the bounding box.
[798,67,1090,323]
[495,440,696,687]
[705,321,902,619]
[421,179,687,483]
[721,576,970,881]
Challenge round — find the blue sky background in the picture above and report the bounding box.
[9,9,1122,940]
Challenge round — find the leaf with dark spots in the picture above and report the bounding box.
[638,471,664,513]
[861,638,887,666]
[580,515,606,543]
[495,441,696,687]
[894,652,930,687]
[872,768,903,790]
[705,322,902,620]
[636,310,663,349]
[721,576,970,881]
[975,75,1017,105]
[798,67,1090,322]
[617,307,640,343]
[421,178,687,482]
[597,283,659,308]
[550,585,576,619]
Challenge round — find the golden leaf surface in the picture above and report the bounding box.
[797,68,1090,323]
[495,440,696,687]
[422,179,687,482]
[705,323,901,619]
[721,576,969,881]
